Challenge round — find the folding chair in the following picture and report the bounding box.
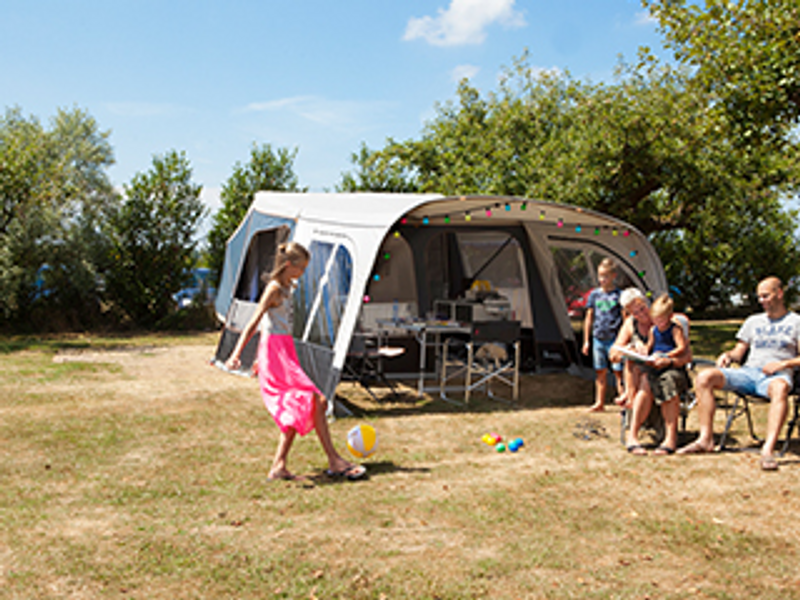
[439,320,521,405]
[343,330,405,401]
[717,368,800,455]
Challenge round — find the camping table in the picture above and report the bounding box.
[377,319,471,397]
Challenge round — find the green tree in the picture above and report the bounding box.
[104,150,205,327]
[206,144,305,287]
[645,0,800,142]
[0,106,117,330]
[336,142,420,193]
[339,54,800,310]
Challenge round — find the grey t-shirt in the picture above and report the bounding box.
[738,311,800,372]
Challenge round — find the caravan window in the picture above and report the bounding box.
[455,231,531,325]
[366,234,417,305]
[294,241,352,349]
[362,234,418,326]
[234,226,290,302]
[550,244,634,326]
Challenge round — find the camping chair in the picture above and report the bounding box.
[717,367,800,455]
[343,330,405,401]
[439,320,521,405]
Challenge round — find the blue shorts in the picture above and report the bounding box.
[592,337,622,372]
[720,366,792,398]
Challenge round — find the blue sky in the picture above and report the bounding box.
[1,0,667,227]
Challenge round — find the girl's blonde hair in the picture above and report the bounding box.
[268,242,310,282]
[650,293,674,319]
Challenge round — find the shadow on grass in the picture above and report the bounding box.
[305,461,431,487]
[335,371,594,419]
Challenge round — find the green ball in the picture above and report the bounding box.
[495,442,506,452]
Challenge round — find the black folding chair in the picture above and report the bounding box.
[439,320,521,405]
[717,368,800,456]
[343,331,405,401]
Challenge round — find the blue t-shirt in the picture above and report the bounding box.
[652,322,677,354]
[586,287,622,341]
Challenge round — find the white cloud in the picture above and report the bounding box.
[404,0,526,47]
[452,64,480,82]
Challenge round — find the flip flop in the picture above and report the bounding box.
[676,440,713,455]
[760,455,779,471]
[627,444,647,456]
[325,464,367,481]
[653,446,675,456]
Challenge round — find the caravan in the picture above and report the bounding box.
[214,192,667,403]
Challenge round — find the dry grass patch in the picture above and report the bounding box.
[1,332,799,599]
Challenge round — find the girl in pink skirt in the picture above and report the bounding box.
[225,242,366,482]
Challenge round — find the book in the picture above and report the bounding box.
[611,344,664,364]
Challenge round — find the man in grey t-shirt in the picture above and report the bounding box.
[678,276,800,470]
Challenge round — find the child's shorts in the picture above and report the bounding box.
[647,367,689,405]
[592,337,622,372]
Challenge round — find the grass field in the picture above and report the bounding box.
[1,327,799,599]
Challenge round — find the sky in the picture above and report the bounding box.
[0,0,669,231]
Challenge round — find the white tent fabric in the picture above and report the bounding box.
[214,192,667,403]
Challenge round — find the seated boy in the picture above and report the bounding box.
[643,294,691,455]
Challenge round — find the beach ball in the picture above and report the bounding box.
[346,424,378,459]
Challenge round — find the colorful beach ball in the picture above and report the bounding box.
[346,424,378,459]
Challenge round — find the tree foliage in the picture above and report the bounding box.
[206,144,305,287]
[104,151,205,327]
[645,0,800,142]
[338,53,800,310]
[0,106,117,330]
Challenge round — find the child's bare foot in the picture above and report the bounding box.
[267,468,302,481]
[587,403,605,413]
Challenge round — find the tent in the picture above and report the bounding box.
[214,192,667,402]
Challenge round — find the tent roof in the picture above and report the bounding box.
[250,192,640,233]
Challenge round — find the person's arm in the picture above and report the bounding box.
[665,320,689,368]
[646,326,655,355]
[608,317,634,363]
[225,281,282,370]
[762,356,800,375]
[717,340,748,368]
[582,307,594,355]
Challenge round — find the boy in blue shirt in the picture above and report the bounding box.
[582,258,624,412]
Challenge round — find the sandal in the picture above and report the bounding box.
[325,464,367,481]
[626,444,647,456]
[760,455,779,471]
[653,446,675,456]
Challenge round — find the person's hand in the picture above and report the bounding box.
[716,352,732,368]
[225,355,241,371]
[608,347,622,363]
[582,341,589,356]
[650,355,672,369]
[762,361,786,376]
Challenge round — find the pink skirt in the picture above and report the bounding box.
[257,334,319,436]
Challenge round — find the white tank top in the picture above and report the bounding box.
[260,283,293,336]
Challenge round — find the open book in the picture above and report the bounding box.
[611,345,665,364]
